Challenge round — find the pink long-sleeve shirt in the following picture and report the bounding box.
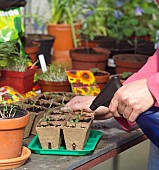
[115,49,159,130]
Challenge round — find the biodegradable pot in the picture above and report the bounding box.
[70,47,110,70]
[94,70,110,90]
[0,67,37,94]
[36,119,65,149]
[38,80,71,93]
[113,53,149,74]
[27,34,55,66]
[24,40,40,63]
[63,120,93,150]
[0,107,30,159]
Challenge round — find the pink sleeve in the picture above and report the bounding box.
[115,49,159,130]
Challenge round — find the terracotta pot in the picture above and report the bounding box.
[94,70,110,90]
[0,107,30,159]
[24,40,40,63]
[70,47,110,70]
[38,80,71,92]
[0,67,37,94]
[27,34,55,66]
[47,23,82,51]
[113,54,149,74]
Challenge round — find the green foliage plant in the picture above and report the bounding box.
[38,64,67,82]
[0,40,31,72]
[107,0,159,42]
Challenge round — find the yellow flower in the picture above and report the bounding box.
[77,71,95,85]
[66,71,77,83]
[28,62,33,67]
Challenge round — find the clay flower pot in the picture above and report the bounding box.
[93,70,110,90]
[70,47,110,70]
[47,23,82,69]
[0,67,37,94]
[113,53,149,74]
[24,40,40,63]
[0,106,30,159]
[38,80,71,93]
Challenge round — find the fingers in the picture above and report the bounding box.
[94,112,113,120]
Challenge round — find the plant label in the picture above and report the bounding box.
[38,54,47,73]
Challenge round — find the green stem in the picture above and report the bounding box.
[66,7,77,48]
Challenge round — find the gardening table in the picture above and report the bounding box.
[19,118,147,170]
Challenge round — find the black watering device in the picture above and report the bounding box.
[90,76,159,148]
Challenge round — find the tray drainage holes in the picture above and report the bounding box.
[72,143,76,150]
[48,142,52,149]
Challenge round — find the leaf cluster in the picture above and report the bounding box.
[0,41,31,72]
[38,64,67,82]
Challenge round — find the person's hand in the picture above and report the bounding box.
[109,78,155,122]
[63,96,112,119]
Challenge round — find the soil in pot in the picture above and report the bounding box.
[70,47,110,70]
[113,53,149,74]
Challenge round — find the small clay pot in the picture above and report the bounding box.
[94,70,110,90]
[113,53,149,74]
[70,47,110,70]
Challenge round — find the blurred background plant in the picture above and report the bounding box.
[107,0,159,41]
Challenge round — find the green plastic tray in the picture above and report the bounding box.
[28,130,102,156]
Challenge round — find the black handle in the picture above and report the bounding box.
[90,76,122,111]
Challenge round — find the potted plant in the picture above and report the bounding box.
[113,53,149,74]
[0,40,37,94]
[70,47,110,71]
[0,102,30,169]
[79,0,113,48]
[90,68,110,90]
[46,0,85,68]
[38,64,71,92]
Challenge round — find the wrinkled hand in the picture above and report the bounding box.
[109,78,155,122]
[63,96,112,119]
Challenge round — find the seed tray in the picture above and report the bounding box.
[28,130,102,156]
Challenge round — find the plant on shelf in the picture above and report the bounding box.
[38,64,71,92]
